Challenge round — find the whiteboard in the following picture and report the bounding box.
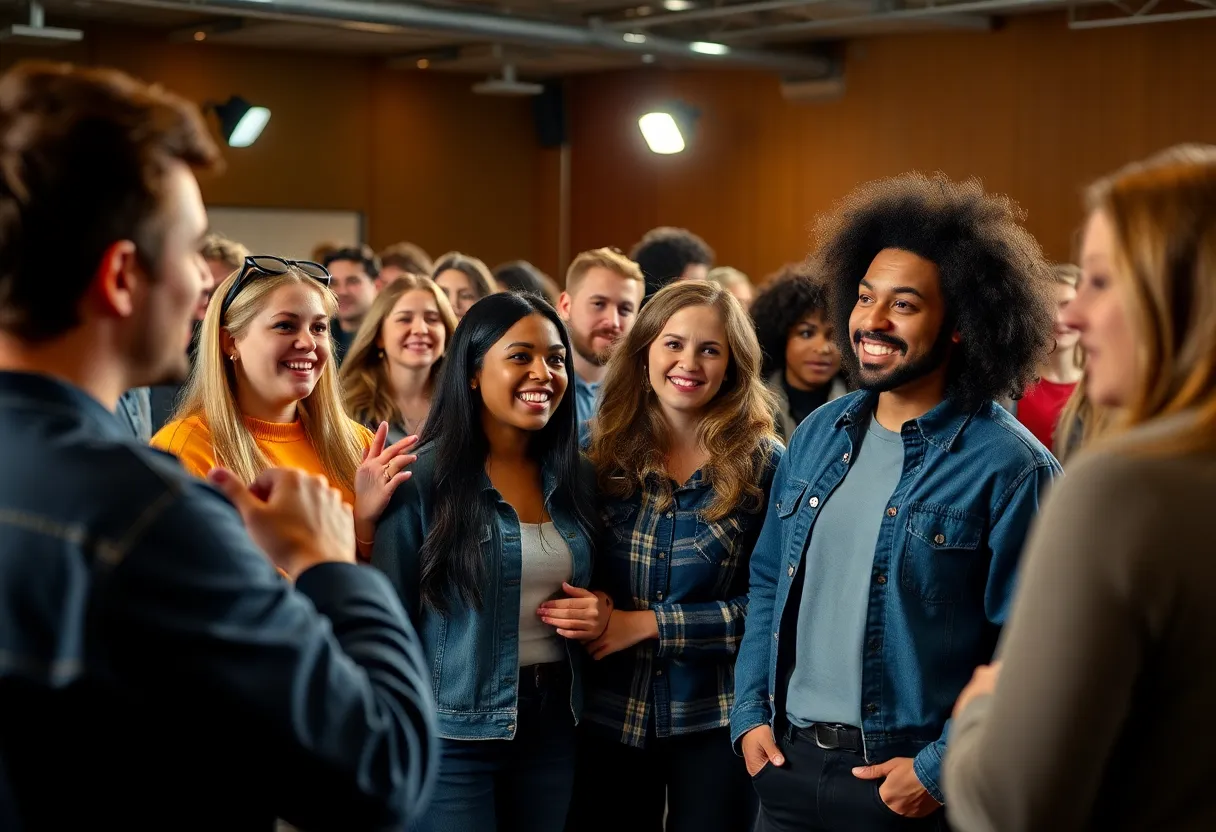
[205,206,364,261]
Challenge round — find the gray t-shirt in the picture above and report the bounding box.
[786,413,904,728]
[518,521,573,667]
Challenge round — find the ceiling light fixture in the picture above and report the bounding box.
[662,0,696,10]
[638,101,699,155]
[209,96,271,148]
[623,32,647,44]
[689,41,730,56]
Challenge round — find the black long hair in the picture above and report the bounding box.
[417,292,595,612]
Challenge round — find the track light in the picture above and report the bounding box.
[210,95,271,148]
[639,101,699,155]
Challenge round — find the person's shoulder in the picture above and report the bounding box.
[348,418,376,448]
[151,414,212,453]
[785,390,859,453]
[968,401,1060,471]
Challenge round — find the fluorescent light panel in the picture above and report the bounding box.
[689,41,730,55]
[229,106,270,148]
[638,112,685,155]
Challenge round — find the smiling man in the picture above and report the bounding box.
[325,244,380,364]
[557,247,645,446]
[731,173,1064,832]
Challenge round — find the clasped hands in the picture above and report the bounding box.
[536,589,659,660]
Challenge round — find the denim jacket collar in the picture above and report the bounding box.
[833,391,976,453]
[478,458,564,502]
[0,371,127,441]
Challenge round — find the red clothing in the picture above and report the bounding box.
[1017,378,1077,453]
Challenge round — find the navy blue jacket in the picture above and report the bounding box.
[0,372,437,831]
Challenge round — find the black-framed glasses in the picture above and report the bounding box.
[220,255,332,317]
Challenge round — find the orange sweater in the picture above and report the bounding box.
[151,414,374,508]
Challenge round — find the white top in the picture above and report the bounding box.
[517,521,572,667]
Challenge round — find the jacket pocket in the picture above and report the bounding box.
[773,479,809,519]
[602,502,638,546]
[900,503,983,603]
[694,514,743,565]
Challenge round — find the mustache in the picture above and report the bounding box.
[853,330,908,354]
[591,327,621,340]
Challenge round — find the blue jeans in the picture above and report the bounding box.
[412,662,576,832]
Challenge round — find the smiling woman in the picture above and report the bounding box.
[152,258,419,559]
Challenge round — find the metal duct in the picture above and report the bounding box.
[92,0,835,76]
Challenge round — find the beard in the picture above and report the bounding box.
[571,327,620,367]
[853,326,953,393]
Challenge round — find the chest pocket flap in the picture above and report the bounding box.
[774,479,809,519]
[901,503,984,604]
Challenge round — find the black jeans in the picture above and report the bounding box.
[567,726,754,832]
[752,727,946,832]
[412,663,576,832]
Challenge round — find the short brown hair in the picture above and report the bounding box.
[564,247,644,296]
[0,61,221,340]
[200,233,248,271]
[379,241,433,277]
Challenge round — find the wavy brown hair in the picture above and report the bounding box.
[1085,144,1216,455]
[588,280,777,521]
[340,273,457,428]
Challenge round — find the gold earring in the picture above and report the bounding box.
[230,353,238,361]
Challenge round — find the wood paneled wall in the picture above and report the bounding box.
[562,13,1216,283]
[0,26,543,270]
[4,13,1216,284]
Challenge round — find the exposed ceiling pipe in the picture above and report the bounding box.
[711,0,1074,41]
[91,0,834,76]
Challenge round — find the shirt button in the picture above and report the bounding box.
[809,496,820,508]
[658,552,666,560]
[775,501,782,511]
[875,573,887,585]
[769,694,775,702]
[655,669,663,677]
[656,591,663,601]
[865,703,879,715]
[787,565,795,577]
[868,638,880,652]
[934,533,945,545]
[842,453,850,462]
[886,506,898,517]
[666,511,673,519]
[507,723,516,732]
[773,632,779,641]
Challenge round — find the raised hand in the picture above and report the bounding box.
[353,422,419,546]
[208,466,355,579]
[538,583,612,641]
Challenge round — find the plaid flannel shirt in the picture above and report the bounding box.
[582,442,783,747]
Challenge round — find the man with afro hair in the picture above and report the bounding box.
[731,173,1064,831]
[629,226,714,301]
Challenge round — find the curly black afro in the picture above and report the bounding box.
[811,172,1056,409]
[750,264,829,377]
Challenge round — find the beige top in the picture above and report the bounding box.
[944,413,1216,831]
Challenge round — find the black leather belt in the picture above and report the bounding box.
[793,723,864,753]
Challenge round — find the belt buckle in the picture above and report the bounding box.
[812,723,838,750]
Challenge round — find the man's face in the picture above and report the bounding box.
[847,248,953,394]
[328,259,378,326]
[558,267,644,367]
[128,161,209,387]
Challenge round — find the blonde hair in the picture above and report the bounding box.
[432,251,496,300]
[174,267,366,491]
[588,280,777,521]
[565,247,644,296]
[200,233,248,271]
[707,266,751,290]
[1085,144,1216,455]
[340,274,457,427]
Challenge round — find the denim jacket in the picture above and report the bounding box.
[583,442,783,747]
[372,444,596,742]
[730,391,1062,804]
[0,372,436,830]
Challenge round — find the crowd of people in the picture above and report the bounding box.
[1,59,1214,832]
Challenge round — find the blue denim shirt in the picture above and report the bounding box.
[0,372,437,830]
[583,442,783,747]
[730,391,1062,804]
[372,444,596,742]
[573,372,600,449]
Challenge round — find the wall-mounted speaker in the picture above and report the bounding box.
[532,81,567,148]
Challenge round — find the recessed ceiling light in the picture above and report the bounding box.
[663,0,695,10]
[193,31,206,42]
[689,41,730,56]
[623,32,647,44]
[417,58,430,69]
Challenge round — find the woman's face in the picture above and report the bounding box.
[436,269,479,318]
[228,282,331,418]
[1052,281,1081,354]
[784,309,840,391]
[475,313,569,433]
[380,289,447,373]
[646,303,730,421]
[1062,210,1136,408]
